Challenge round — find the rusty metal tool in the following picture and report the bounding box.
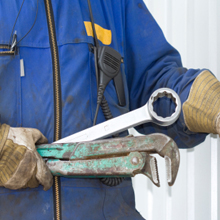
[54,88,181,143]
[37,88,181,186]
[37,134,180,187]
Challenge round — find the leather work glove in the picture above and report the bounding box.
[183,70,220,134]
[0,124,53,191]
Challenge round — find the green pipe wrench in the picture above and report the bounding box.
[37,88,181,187]
[37,134,180,187]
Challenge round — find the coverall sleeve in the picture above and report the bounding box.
[124,0,208,148]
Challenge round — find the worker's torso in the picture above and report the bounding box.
[0,1,144,219]
[0,0,129,143]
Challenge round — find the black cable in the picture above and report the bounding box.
[92,46,101,126]
[16,0,39,46]
[87,0,102,126]
[87,0,99,48]
[87,0,113,127]
[87,0,124,187]
[8,0,26,47]
[8,0,39,48]
[93,103,100,126]
[94,47,99,85]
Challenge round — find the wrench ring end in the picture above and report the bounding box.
[148,88,181,126]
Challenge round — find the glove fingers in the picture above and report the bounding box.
[1,125,51,190]
[24,167,39,189]
[8,127,48,151]
[3,149,37,190]
[29,129,53,190]
[31,129,48,145]
[0,139,26,186]
[35,152,53,191]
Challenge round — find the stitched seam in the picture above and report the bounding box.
[0,45,10,49]
[0,51,15,55]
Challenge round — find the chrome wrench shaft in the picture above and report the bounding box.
[55,88,181,143]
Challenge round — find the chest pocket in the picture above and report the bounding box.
[0,0,49,127]
[0,49,21,126]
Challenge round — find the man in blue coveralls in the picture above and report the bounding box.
[0,0,219,219]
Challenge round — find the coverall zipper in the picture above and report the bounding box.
[44,0,62,219]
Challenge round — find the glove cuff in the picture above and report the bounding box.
[183,70,220,134]
[0,124,10,154]
[216,113,220,134]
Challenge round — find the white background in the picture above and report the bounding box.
[132,0,220,219]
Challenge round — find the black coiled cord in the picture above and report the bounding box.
[100,97,119,139]
[100,177,125,187]
[100,97,113,120]
[93,85,123,187]
[93,85,105,126]
[100,96,124,187]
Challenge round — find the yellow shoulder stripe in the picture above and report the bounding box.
[84,21,112,45]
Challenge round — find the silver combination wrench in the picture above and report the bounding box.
[54,88,181,143]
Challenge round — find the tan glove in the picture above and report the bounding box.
[183,70,220,134]
[0,124,53,191]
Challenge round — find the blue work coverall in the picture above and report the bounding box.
[0,0,208,219]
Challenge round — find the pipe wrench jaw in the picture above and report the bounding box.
[160,140,180,186]
[136,135,179,187]
[139,153,160,187]
[140,134,180,187]
[137,152,179,187]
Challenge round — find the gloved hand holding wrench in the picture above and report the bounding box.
[37,88,181,187]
